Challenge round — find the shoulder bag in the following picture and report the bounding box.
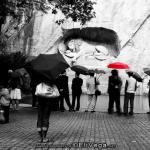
[35,83,60,98]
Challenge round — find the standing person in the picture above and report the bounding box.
[147,80,150,114]
[56,71,73,112]
[85,72,99,113]
[108,69,122,115]
[0,85,10,123]
[9,74,22,110]
[35,82,58,143]
[72,73,83,111]
[124,72,137,116]
[30,74,38,108]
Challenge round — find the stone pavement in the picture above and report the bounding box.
[1,107,150,150]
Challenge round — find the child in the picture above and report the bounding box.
[0,85,10,123]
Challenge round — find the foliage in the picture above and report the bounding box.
[54,0,96,25]
[0,52,27,70]
[0,0,96,28]
[0,51,27,86]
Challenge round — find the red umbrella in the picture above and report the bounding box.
[107,62,129,69]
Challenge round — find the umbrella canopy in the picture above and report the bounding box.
[95,69,107,74]
[25,53,69,81]
[71,65,89,75]
[126,70,143,82]
[107,62,129,69]
[143,68,150,76]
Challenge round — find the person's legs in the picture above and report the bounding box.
[85,95,92,112]
[76,93,81,111]
[64,93,73,111]
[3,106,10,123]
[124,93,130,115]
[72,92,76,110]
[149,91,150,108]
[115,93,121,115]
[16,99,20,110]
[129,93,135,115]
[148,91,150,113]
[37,98,44,142]
[42,100,51,142]
[60,94,65,111]
[108,93,115,114]
[31,87,37,107]
[90,95,97,112]
[55,97,60,111]
[11,99,16,110]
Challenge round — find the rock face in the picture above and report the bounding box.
[5,0,150,94]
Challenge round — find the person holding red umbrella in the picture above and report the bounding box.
[107,69,122,115]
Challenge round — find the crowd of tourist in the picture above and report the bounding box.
[0,68,150,143]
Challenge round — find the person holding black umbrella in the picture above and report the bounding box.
[35,80,60,143]
[71,73,83,111]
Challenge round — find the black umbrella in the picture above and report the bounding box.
[143,68,150,76]
[25,53,69,81]
[71,65,89,75]
[126,70,143,82]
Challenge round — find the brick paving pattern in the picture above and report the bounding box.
[0,108,150,150]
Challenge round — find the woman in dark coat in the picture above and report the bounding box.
[108,70,122,115]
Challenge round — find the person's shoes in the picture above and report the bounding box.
[5,121,9,124]
[42,130,49,143]
[38,131,43,142]
[108,111,113,114]
[85,110,88,112]
[117,112,122,116]
[124,113,128,116]
[76,109,79,111]
[42,138,49,143]
[33,106,38,109]
[69,109,74,112]
[91,110,95,113]
[147,111,150,114]
[38,138,43,143]
[129,112,133,116]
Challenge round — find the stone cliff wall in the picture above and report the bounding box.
[5,0,150,95]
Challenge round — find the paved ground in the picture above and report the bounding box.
[1,106,150,150]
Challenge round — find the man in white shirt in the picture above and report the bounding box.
[85,72,99,112]
[124,72,137,116]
